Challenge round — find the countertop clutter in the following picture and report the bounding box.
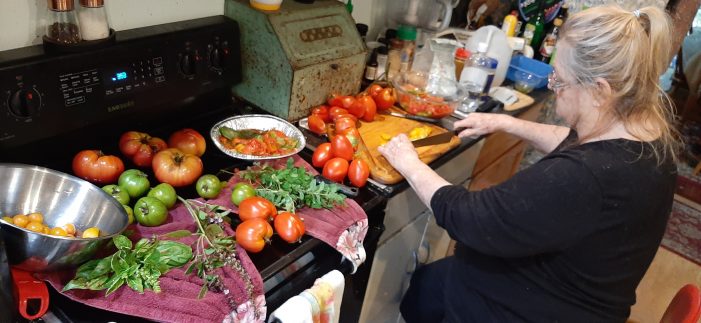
[0,1,551,322]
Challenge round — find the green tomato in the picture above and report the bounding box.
[118,169,150,199]
[231,182,256,206]
[147,183,177,209]
[123,204,135,224]
[196,174,223,199]
[134,197,168,227]
[102,184,130,205]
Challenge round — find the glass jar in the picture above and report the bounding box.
[46,0,82,44]
[78,0,110,41]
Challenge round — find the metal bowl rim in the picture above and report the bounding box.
[209,114,306,161]
[0,162,130,241]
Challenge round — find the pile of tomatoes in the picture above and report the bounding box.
[231,183,305,253]
[72,128,206,188]
[306,84,395,188]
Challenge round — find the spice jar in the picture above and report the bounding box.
[78,0,110,41]
[46,0,82,44]
[454,47,471,82]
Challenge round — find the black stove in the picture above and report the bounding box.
[0,16,385,322]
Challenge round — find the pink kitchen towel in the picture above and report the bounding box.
[40,203,267,323]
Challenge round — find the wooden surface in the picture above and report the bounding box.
[355,110,460,184]
[503,91,535,112]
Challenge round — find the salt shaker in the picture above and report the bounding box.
[46,0,82,44]
[78,0,110,41]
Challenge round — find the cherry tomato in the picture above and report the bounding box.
[337,127,360,151]
[329,107,349,120]
[72,150,125,185]
[330,135,354,161]
[168,128,206,157]
[312,143,333,168]
[334,117,356,134]
[311,105,331,122]
[274,212,305,243]
[322,157,349,183]
[231,182,256,206]
[347,98,366,118]
[238,196,277,222]
[152,148,203,187]
[366,84,384,98]
[236,218,273,253]
[308,114,326,135]
[348,158,370,187]
[356,94,377,122]
[375,87,396,110]
[119,131,168,168]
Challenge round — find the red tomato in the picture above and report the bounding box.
[152,148,203,187]
[329,107,348,120]
[366,84,383,98]
[119,131,168,168]
[236,218,273,253]
[308,114,326,135]
[330,135,354,161]
[72,150,125,185]
[168,128,206,157]
[348,158,370,187]
[332,113,358,123]
[347,98,366,118]
[311,105,331,123]
[337,127,360,151]
[339,96,356,110]
[375,88,396,110]
[327,93,343,107]
[274,212,305,243]
[335,117,356,134]
[356,95,377,122]
[238,196,278,222]
[322,157,349,183]
[312,143,333,168]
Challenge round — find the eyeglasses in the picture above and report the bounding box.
[547,71,573,92]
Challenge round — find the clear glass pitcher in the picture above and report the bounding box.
[411,38,460,97]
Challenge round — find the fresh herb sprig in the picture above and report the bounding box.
[178,197,259,319]
[63,235,192,295]
[239,158,346,213]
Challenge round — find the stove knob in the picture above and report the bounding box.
[8,89,41,118]
[179,53,196,76]
[210,48,229,70]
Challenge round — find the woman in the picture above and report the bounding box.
[378,5,680,322]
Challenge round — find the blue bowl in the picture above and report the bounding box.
[506,55,553,89]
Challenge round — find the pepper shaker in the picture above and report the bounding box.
[78,0,110,41]
[46,0,82,44]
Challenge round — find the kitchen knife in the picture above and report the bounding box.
[411,127,466,148]
[314,175,359,197]
[384,110,440,124]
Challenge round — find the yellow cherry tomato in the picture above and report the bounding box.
[43,226,50,234]
[12,214,29,228]
[62,223,76,235]
[1,216,13,223]
[27,212,44,223]
[26,221,44,233]
[82,227,100,238]
[50,227,68,237]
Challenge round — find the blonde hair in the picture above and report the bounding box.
[557,5,681,163]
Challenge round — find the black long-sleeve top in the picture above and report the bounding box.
[431,131,676,322]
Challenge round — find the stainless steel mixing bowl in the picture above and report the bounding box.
[0,164,129,272]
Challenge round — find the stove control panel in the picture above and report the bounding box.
[0,16,241,150]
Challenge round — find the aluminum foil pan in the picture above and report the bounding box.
[210,114,305,160]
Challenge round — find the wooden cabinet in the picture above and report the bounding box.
[468,102,544,191]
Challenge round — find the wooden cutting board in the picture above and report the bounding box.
[355,110,460,185]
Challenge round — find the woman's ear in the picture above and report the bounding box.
[592,77,613,108]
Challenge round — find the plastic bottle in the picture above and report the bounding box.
[539,18,562,63]
[397,25,417,73]
[458,42,498,112]
[501,10,518,37]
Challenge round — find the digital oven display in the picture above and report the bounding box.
[111,71,128,82]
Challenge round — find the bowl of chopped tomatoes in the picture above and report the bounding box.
[210,114,305,160]
[392,71,465,119]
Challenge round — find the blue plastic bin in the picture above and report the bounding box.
[506,55,553,89]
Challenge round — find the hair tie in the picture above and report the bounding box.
[632,9,641,18]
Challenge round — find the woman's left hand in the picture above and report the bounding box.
[377,133,421,174]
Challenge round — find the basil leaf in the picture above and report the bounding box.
[113,235,132,251]
[205,223,223,238]
[156,240,193,268]
[85,275,110,290]
[126,276,144,294]
[161,230,192,239]
[104,275,125,296]
[63,277,89,292]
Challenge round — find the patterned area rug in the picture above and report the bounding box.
[664,161,701,266]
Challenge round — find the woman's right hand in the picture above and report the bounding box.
[453,112,515,138]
